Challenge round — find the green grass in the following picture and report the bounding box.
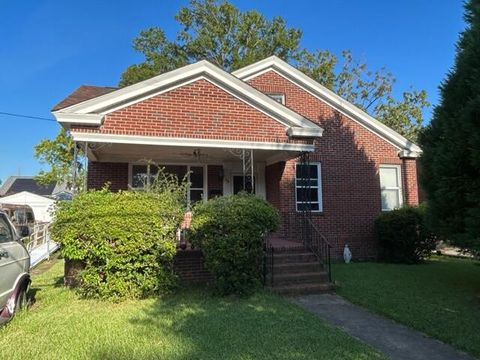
[333,256,480,358]
[0,260,384,360]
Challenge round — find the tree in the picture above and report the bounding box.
[34,128,85,192]
[419,0,480,253]
[120,0,429,142]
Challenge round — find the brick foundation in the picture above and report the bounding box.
[63,251,213,287]
[173,250,213,284]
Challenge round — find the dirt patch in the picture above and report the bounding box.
[30,252,62,276]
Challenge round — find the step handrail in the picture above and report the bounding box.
[304,217,332,283]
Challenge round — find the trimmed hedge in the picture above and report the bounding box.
[188,193,280,296]
[51,188,185,300]
[375,205,436,264]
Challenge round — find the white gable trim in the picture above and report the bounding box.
[54,112,103,126]
[53,60,323,138]
[70,132,315,152]
[233,56,422,157]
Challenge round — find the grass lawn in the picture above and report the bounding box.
[0,260,384,360]
[333,256,480,358]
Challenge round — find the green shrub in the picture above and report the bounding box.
[51,187,185,301]
[188,193,280,296]
[375,205,436,264]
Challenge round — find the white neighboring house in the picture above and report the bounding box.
[0,191,55,223]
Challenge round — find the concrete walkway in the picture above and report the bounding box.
[292,294,474,360]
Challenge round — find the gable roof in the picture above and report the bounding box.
[0,176,56,197]
[52,60,323,139]
[52,85,117,111]
[232,56,422,157]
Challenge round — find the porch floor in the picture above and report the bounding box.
[177,235,303,252]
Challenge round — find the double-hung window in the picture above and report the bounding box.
[295,163,322,212]
[131,164,205,205]
[379,165,403,211]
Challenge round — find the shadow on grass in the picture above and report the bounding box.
[89,288,382,360]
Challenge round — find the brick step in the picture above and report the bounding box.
[269,246,307,253]
[273,262,323,274]
[274,271,329,285]
[271,282,335,296]
[272,252,317,264]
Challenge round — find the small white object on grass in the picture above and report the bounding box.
[343,244,352,263]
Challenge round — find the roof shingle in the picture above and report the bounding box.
[0,176,56,197]
[51,85,117,111]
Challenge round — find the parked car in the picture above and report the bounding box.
[0,211,30,324]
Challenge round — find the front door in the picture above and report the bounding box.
[233,175,255,194]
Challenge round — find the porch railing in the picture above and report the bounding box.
[24,222,50,253]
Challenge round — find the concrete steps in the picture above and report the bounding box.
[268,247,334,296]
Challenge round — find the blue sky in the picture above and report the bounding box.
[0,0,465,183]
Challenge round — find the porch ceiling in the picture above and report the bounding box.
[80,141,303,165]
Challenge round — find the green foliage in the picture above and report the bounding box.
[34,128,84,191]
[419,0,480,254]
[375,205,436,264]
[188,193,280,296]
[50,186,185,300]
[119,0,429,142]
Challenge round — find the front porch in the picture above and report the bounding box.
[76,138,311,203]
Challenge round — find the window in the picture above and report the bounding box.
[295,163,322,212]
[188,166,204,204]
[379,165,403,211]
[131,164,161,188]
[131,164,205,205]
[267,93,285,104]
[0,214,14,243]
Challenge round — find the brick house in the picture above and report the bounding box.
[52,57,420,289]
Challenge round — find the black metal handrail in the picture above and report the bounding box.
[262,237,274,286]
[302,215,332,282]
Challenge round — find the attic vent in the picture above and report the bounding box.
[267,93,285,105]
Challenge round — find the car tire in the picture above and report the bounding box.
[13,284,28,315]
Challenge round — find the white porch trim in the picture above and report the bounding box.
[71,132,315,152]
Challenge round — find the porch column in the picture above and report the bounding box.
[401,157,419,206]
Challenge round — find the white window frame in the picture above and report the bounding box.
[267,93,285,105]
[295,162,323,213]
[128,163,208,205]
[379,164,403,211]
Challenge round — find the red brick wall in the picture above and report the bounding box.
[403,158,419,206]
[251,70,419,259]
[87,162,128,191]
[173,250,213,283]
[72,79,293,144]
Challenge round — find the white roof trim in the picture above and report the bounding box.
[287,127,323,137]
[53,60,323,138]
[71,132,315,152]
[233,56,422,157]
[54,113,103,126]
